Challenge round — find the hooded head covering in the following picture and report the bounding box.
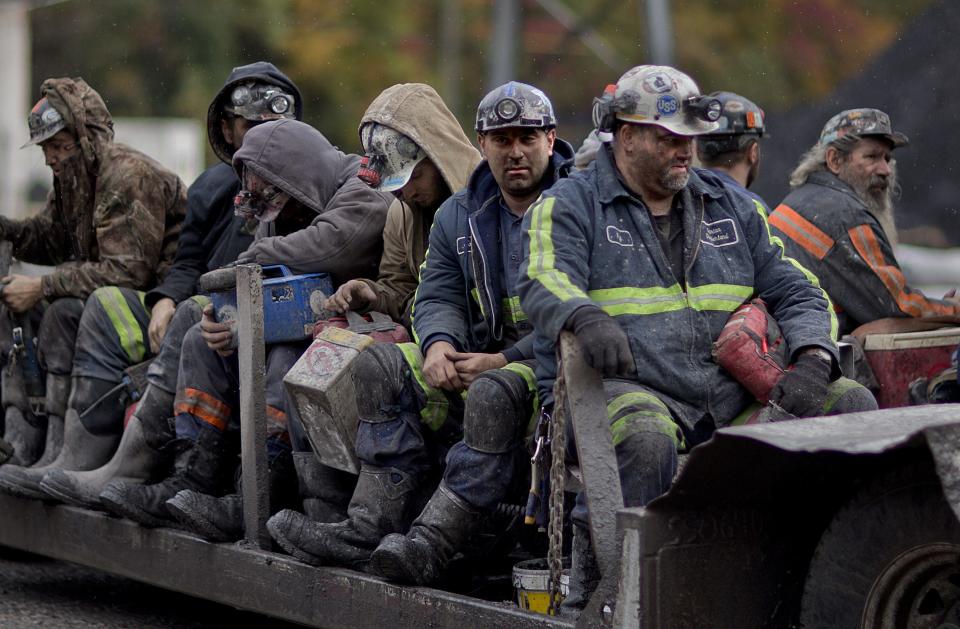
[35,77,114,174]
[208,61,304,165]
[358,83,479,198]
[232,119,349,216]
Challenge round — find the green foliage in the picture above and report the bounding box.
[29,0,937,162]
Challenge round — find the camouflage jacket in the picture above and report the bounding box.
[0,78,186,300]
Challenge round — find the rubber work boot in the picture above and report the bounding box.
[558,524,601,619]
[368,482,482,585]
[1,406,46,468]
[266,465,420,569]
[99,427,230,527]
[29,373,72,468]
[40,386,176,508]
[165,450,298,542]
[0,409,119,499]
[293,452,356,522]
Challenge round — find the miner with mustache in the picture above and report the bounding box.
[770,108,960,336]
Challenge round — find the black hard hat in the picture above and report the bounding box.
[476,82,556,132]
[698,91,765,158]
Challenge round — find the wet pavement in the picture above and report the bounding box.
[0,546,301,628]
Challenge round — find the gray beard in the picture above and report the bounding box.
[660,168,689,193]
[853,180,898,248]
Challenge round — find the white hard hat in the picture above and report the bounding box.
[593,65,721,137]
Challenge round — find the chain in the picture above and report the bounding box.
[546,355,568,616]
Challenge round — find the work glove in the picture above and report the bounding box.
[768,353,832,418]
[567,307,636,378]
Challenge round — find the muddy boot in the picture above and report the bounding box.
[99,427,230,527]
[267,465,421,569]
[558,524,601,619]
[29,373,71,468]
[166,450,298,542]
[0,408,120,499]
[293,452,356,522]
[2,407,46,468]
[368,482,481,585]
[40,386,176,508]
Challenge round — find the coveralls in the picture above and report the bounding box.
[519,145,874,528]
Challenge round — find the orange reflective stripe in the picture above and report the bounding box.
[266,405,288,425]
[175,387,231,431]
[849,225,958,317]
[770,204,835,260]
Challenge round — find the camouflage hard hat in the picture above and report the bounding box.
[476,82,556,132]
[357,122,426,192]
[818,108,908,149]
[21,97,67,148]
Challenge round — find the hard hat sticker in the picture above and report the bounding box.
[656,95,680,117]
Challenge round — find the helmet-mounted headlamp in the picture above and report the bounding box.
[225,82,296,121]
[22,97,68,148]
[684,96,722,124]
[475,82,557,132]
[357,123,425,192]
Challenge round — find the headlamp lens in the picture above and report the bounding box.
[269,95,290,115]
[231,86,252,107]
[495,98,520,123]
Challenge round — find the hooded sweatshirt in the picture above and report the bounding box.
[355,83,481,324]
[0,78,186,300]
[233,119,391,285]
[146,62,303,307]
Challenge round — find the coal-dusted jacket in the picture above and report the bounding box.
[770,170,960,335]
[412,139,574,360]
[519,145,838,436]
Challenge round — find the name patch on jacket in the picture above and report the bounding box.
[606,225,635,247]
[456,236,472,255]
[700,219,739,248]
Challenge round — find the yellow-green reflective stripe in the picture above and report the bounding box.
[687,283,753,312]
[526,196,589,302]
[95,287,146,363]
[396,342,448,431]
[753,199,839,341]
[607,391,684,449]
[823,377,863,413]
[587,284,686,316]
[190,294,211,308]
[469,287,486,319]
[502,362,539,436]
[503,296,527,323]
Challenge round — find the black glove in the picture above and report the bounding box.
[567,307,636,378]
[769,353,831,418]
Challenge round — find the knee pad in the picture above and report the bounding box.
[462,370,531,454]
[71,376,129,436]
[616,431,678,507]
[353,344,408,423]
[44,373,71,418]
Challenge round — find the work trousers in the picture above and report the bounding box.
[173,322,304,459]
[352,342,537,512]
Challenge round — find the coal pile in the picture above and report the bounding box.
[753,0,960,245]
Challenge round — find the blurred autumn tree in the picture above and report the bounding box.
[30,0,936,164]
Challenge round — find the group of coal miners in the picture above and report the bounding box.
[1,60,956,618]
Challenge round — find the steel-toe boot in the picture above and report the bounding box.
[99,426,230,527]
[267,464,421,569]
[40,385,175,508]
[368,482,481,585]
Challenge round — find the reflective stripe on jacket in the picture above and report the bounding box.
[519,145,837,435]
[770,171,960,335]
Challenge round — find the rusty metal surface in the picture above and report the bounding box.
[237,264,270,550]
[0,495,571,629]
[558,332,624,578]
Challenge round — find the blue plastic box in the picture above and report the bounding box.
[207,265,333,345]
